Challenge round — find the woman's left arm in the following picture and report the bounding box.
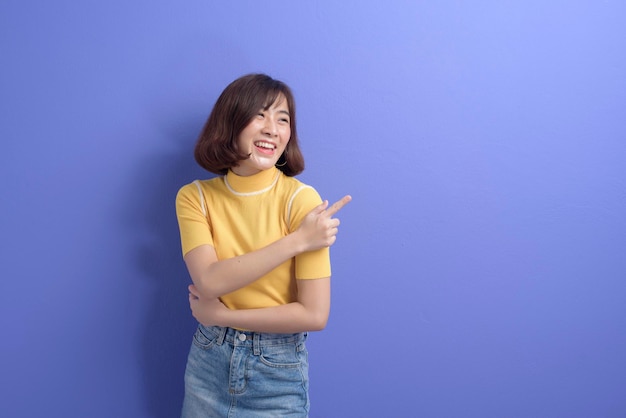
[188,277,331,333]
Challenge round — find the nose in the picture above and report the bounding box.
[262,117,278,136]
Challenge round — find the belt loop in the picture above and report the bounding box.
[216,326,227,345]
[253,333,261,355]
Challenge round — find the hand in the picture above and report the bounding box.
[296,195,352,252]
[188,284,229,326]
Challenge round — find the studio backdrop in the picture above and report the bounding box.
[1,1,625,417]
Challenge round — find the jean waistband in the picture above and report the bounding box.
[200,325,306,354]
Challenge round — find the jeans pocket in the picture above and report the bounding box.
[191,325,219,350]
[259,343,305,368]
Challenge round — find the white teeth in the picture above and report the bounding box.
[255,142,275,149]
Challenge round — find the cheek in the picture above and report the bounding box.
[282,129,292,143]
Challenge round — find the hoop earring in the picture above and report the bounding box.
[275,154,287,167]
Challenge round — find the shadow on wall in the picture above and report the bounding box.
[128,120,212,417]
[125,33,250,415]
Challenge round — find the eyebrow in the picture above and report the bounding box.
[278,109,290,117]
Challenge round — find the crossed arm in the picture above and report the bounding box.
[184,195,351,333]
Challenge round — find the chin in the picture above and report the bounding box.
[252,158,279,171]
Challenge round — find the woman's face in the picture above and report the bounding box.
[232,94,291,176]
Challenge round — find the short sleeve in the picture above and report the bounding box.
[175,183,214,256]
[288,186,332,280]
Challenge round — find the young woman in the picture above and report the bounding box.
[175,73,351,417]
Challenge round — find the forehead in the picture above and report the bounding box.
[264,92,290,112]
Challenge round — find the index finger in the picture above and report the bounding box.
[325,195,352,216]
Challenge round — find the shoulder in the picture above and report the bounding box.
[278,175,322,205]
[177,177,223,195]
[176,177,224,207]
[279,176,324,230]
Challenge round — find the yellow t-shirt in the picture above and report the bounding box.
[175,166,331,310]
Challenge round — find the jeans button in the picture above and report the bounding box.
[238,333,247,342]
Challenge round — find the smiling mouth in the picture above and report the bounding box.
[254,141,277,153]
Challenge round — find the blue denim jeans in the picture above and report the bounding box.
[181,325,310,418]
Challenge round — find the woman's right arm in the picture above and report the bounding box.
[184,195,351,298]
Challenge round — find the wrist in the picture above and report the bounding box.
[285,229,307,255]
[216,305,229,328]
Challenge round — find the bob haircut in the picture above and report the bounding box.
[194,74,305,176]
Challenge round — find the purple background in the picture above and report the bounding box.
[2,1,625,417]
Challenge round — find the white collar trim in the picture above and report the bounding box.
[224,172,280,196]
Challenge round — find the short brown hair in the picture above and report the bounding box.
[194,74,305,176]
